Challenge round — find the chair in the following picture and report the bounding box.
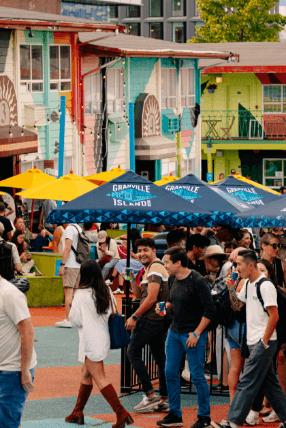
[221,116,235,140]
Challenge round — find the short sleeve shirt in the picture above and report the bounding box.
[0,216,13,241]
[237,273,277,345]
[64,224,81,269]
[0,238,20,267]
[140,258,169,321]
[0,277,37,370]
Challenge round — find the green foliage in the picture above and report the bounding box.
[189,0,286,43]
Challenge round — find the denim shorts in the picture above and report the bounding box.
[226,319,246,350]
[0,367,36,428]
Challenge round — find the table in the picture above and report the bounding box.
[203,119,222,139]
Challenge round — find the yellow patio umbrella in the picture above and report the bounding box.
[0,166,56,231]
[17,171,98,202]
[0,191,6,195]
[212,174,279,195]
[85,167,126,186]
[154,175,179,186]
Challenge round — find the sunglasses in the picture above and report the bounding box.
[266,243,282,250]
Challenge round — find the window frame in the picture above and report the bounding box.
[128,22,141,36]
[149,0,163,17]
[20,44,44,93]
[84,71,102,115]
[161,67,177,109]
[181,67,195,108]
[107,67,125,114]
[49,44,72,93]
[126,5,141,18]
[150,22,163,39]
[262,84,286,113]
[263,158,285,190]
[172,0,185,17]
[173,22,185,43]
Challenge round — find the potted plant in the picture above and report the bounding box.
[207,84,218,94]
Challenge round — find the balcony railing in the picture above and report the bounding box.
[201,110,286,142]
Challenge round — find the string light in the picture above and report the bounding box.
[47,118,50,125]
[9,126,12,137]
[82,128,85,135]
[21,127,24,136]
[122,59,125,65]
[58,108,62,116]
[109,131,112,137]
[103,75,106,79]
[120,70,123,75]
[90,130,93,136]
[72,117,76,125]
[97,133,100,139]
[118,125,121,131]
[34,124,37,129]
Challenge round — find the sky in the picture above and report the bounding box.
[280,0,286,5]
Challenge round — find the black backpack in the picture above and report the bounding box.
[247,277,286,348]
[0,240,15,281]
[70,225,91,264]
[208,275,236,330]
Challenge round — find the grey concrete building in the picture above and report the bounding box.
[109,0,204,42]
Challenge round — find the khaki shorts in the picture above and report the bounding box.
[62,267,80,289]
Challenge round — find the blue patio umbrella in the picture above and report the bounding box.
[212,175,281,206]
[234,195,286,228]
[47,171,214,227]
[161,173,252,227]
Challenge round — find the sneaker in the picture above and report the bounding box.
[278,423,286,428]
[191,416,211,428]
[155,402,170,413]
[205,373,211,380]
[181,369,190,382]
[211,384,229,392]
[134,394,162,411]
[113,288,124,294]
[106,279,113,285]
[262,410,279,423]
[211,421,231,428]
[180,376,192,389]
[246,410,260,426]
[55,319,72,328]
[157,411,183,427]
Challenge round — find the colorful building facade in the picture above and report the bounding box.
[198,42,286,190]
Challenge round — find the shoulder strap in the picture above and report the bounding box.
[275,258,284,287]
[245,279,250,299]
[256,277,274,315]
[70,224,80,256]
[149,260,164,269]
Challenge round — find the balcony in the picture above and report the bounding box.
[201,110,286,142]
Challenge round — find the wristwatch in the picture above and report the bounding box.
[261,339,269,349]
[60,262,65,266]
[132,314,138,321]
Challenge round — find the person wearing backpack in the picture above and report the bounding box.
[156,246,216,428]
[57,223,82,328]
[0,222,22,280]
[213,249,286,428]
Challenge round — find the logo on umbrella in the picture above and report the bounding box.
[226,188,264,205]
[107,185,157,207]
[166,186,202,203]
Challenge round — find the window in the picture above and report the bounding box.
[263,159,286,190]
[195,21,204,37]
[263,85,286,113]
[50,45,71,91]
[127,5,141,17]
[20,45,43,92]
[85,72,102,115]
[181,68,195,108]
[181,158,195,178]
[161,68,177,109]
[173,22,185,43]
[172,0,185,17]
[150,22,163,39]
[128,23,141,36]
[149,0,162,17]
[109,6,118,18]
[107,68,125,113]
[194,0,200,16]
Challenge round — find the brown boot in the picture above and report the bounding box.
[65,383,93,425]
[101,384,134,428]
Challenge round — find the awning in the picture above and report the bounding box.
[135,136,176,161]
[0,126,38,158]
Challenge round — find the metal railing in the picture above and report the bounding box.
[201,110,286,141]
[120,297,229,396]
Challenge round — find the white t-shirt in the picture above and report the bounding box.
[0,277,37,371]
[237,273,277,345]
[64,224,81,269]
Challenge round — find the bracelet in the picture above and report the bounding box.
[261,339,270,349]
[193,331,200,339]
[230,286,236,292]
[60,262,65,266]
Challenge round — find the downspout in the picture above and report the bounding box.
[195,59,201,178]
[176,59,181,178]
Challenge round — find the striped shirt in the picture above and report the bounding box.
[140,258,169,321]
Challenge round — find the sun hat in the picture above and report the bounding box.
[98,230,108,243]
[199,245,228,260]
[229,247,246,262]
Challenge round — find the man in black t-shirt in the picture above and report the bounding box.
[186,234,209,276]
[0,202,13,241]
[157,247,215,428]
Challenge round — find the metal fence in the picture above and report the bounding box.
[120,298,229,397]
[201,110,286,142]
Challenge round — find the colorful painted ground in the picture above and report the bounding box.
[22,298,280,428]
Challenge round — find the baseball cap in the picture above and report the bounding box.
[98,230,108,243]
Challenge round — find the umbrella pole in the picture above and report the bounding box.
[30,199,35,233]
[126,223,131,314]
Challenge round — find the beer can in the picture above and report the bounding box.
[125,268,132,281]
[230,271,238,286]
[159,302,166,316]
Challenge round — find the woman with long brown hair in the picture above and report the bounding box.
[66,260,133,427]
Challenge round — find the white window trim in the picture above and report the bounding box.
[161,68,177,109]
[50,44,72,93]
[85,71,102,115]
[107,68,125,114]
[181,67,195,108]
[20,43,44,93]
[262,84,286,114]
[263,158,284,189]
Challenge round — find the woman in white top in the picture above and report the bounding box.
[66,260,134,428]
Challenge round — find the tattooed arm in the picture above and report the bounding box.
[226,275,246,312]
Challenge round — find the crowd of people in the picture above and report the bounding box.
[1,204,286,428]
